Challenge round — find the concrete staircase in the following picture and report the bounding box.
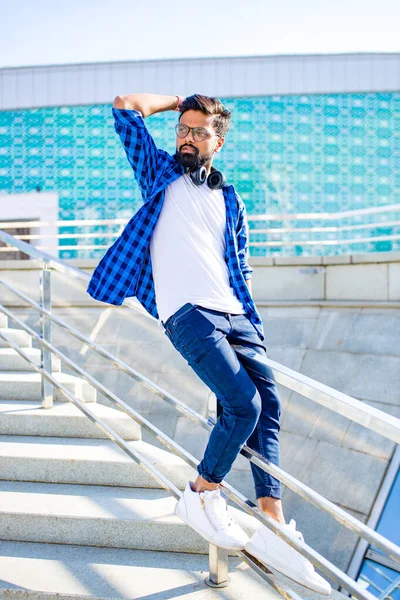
[0,311,290,599]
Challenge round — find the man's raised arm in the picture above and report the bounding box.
[113,93,180,118]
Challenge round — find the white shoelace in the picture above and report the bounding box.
[286,519,317,574]
[200,488,235,531]
[286,519,304,543]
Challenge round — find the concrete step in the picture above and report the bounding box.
[0,401,140,439]
[0,436,196,489]
[0,328,32,348]
[0,372,96,402]
[0,540,285,600]
[0,314,7,328]
[0,480,259,554]
[0,347,61,372]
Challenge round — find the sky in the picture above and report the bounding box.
[0,0,399,69]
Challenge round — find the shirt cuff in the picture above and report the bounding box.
[112,107,146,129]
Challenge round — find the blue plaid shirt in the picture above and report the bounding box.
[87,108,265,342]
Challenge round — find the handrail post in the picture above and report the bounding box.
[40,261,53,408]
[205,544,229,588]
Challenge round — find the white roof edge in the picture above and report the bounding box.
[1,51,400,72]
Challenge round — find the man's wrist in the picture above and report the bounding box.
[174,95,185,111]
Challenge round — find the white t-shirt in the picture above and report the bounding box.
[150,173,245,323]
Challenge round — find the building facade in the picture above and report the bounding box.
[0,53,399,258]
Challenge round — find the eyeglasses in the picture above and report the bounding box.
[175,123,217,142]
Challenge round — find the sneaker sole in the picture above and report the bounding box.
[175,502,246,552]
[245,541,331,596]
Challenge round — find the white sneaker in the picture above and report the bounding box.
[175,482,249,551]
[245,519,331,595]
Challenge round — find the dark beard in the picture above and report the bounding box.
[174,146,213,172]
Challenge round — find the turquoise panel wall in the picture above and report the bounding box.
[0,92,399,259]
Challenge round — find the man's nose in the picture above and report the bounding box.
[184,129,195,142]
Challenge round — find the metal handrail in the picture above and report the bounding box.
[0,290,400,561]
[2,219,400,241]
[1,228,399,597]
[1,285,399,566]
[2,231,399,252]
[0,319,379,600]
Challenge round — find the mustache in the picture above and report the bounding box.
[180,145,199,154]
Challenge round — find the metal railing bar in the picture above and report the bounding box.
[2,232,400,252]
[249,234,400,247]
[0,330,180,500]
[0,323,377,600]
[247,203,400,221]
[238,551,304,600]
[11,232,121,241]
[366,549,400,574]
[261,357,400,444]
[6,219,400,241]
[0,281,213,427]
[253,221,400,234]
[0,218,129,229]
[1,275,399,446]
[1,202,399,231]
[2,288,400,564]
[0,229,89,280]
[346,446,400,584]
[0,230,153,321]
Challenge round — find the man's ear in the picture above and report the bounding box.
[215,137,225,153]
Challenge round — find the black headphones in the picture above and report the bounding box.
[188,166,226,190]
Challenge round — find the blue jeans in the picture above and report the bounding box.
[161,302,282,500]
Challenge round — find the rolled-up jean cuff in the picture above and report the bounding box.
[255,484,282,500]
[197,463,223,484]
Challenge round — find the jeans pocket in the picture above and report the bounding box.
[171,303,198,327]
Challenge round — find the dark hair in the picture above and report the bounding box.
[178,94,231,138]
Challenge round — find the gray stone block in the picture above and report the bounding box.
[326,264,388,301]
[266,306,321,319]
[281,392,323,438]
[254,266,325,301]
[322,255,351,264]
[262,317,317,349]
[280,431,319,483]
[340,313,400,356]
[351,251,400,263]
[307,405,351,446]
[308,310,360,351]
[342,400,398,459]
[266,346,307,371]
[346,354,400,405]
[273,256,323,266]
[301,441,387,515]
[294,349,367,397]
[389,263,400,300]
